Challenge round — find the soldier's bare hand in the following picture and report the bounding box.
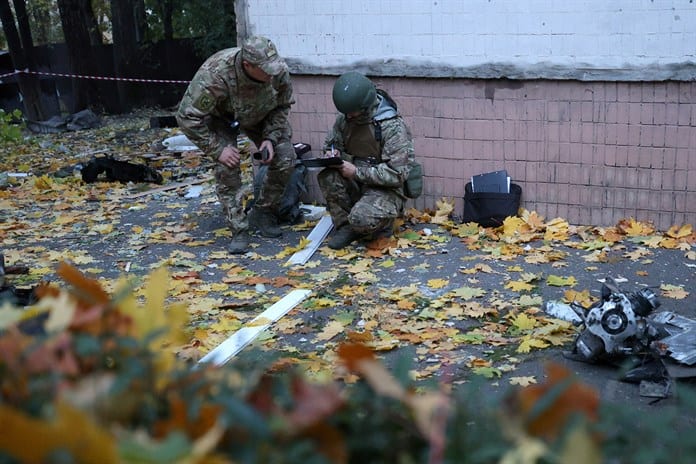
[323,148,341,158]
[258,140,274,165]
[336,160,356,179]
[219,146,240,168]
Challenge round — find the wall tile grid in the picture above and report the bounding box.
[290,76,695,230]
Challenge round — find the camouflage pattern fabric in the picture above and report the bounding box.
[175,43,295,233]
[319,94,415,235]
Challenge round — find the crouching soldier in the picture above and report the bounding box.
[176,35,296,253]
[319,72,416,249]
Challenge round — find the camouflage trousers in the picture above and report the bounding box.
[213,130,296,233]
[318,168,404,236]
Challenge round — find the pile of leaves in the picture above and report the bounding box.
[1,262,695,464]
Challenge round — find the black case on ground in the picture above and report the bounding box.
[462,182,522,227]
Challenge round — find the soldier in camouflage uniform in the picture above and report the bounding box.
[176,36,296,253]
[319,71,416,249]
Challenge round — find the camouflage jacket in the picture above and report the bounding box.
[324,94,414,191]
[176,47,294,160]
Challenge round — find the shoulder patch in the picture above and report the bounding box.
[194,91,215,112]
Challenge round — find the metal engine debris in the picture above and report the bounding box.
[545,277,696,398]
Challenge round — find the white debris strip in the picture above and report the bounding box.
[286,215,334,266]
[184,185,204,198]
[197,289,311,366]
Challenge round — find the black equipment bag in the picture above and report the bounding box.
[462,182,522,227]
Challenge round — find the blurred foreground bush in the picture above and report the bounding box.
[0,263,694,463]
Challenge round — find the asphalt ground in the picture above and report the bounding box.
[1,110,695,424]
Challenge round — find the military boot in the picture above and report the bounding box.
[327,225,360,249]
[249,208,282,238]
[228,230,250,254]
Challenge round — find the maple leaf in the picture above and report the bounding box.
[306,297,338,308]
[660,284,689,299]
[638,235,664,248]
[433,198,455,222]
[209,317,242,333]
[450,286,486,300]
[520,272,541,282]
[511,313,538,331]
[276,236,312,259]
[502,216,529,237]
[619,217,655,236]
[659,237,680,249]
[510,376,537,387]
[563,289,593,308]
[506,280,535,292]
[524,253,550,264]
[579,239,612,251]
[623,247,651,260]
[543,218,569,241]
[517,336,550,353]
[666,223,693,239]
[118,267,189,383]
[427,278,449,289]
[546,275,577,287]
[516,295,543,307]
[316,320,347,342]
[521,209,545,230]
[459,262,495,274]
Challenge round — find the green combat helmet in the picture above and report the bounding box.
[332,71,376,114]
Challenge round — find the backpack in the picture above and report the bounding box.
[250,145,309,224]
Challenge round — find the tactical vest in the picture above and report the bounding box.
[342,90,398,162]
[344,121,382,161]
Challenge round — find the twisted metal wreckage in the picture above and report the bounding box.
[545,277,696,398]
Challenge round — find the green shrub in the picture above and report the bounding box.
[0,109,24,144]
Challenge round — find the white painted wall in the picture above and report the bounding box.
[238,0,696,80]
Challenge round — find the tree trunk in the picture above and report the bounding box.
[12,0,60,117]
[80,0,103,46]
[110,0,147,111]
[158,0,173,40]
[28,1,50,44]
[56,0,105,112]
[0,0,45,120]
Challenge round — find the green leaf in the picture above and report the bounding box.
[453,332,487,344]
[333,310,355,325]
[546,275,577,287]
[472,366,502,379]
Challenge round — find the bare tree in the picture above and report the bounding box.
[56,0,104,112]
[110,0,146,111]
[0,0,47,120]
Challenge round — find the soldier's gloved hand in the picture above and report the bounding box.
[258,140,275,165]
[219,145,241,168]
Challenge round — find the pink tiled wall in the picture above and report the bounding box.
[290,76,696,230]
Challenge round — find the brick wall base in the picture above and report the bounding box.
[289,76,696,230]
